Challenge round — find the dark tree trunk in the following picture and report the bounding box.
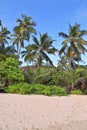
[4,77,9,87]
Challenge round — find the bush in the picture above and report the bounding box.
[33,66,56,85]
[71,90,82,95]
[5,82,29,94]
[34,74,52,85]
[24,69,34,83]
[84,90,87,94]
[0,57,24,87]
[5,83,67,96]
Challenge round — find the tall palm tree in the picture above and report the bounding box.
[11,32,24,59]
[57,54,82,69]
[0,21,16,61]
[22,33,57,67]
[0,20,11,55]
[12,14,36,58]
[59,23,87,67]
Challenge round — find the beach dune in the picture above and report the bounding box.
[0,94,87,130]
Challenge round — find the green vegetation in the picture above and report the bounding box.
[0,57,24,91]
[0,14,87,96]
[71,90,82,95]
[21,33,57,66]
[6,83,67,96]
[59,23,87,68]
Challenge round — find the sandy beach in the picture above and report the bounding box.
[0,94,87,130]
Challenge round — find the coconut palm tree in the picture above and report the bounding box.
[57,56,68,69]
[21,45,37,66]
[22,33,57,67]
[11,32,24,59]
[59,23,87,67]
[0,20,17,61]
[0,21,11,55]
[12,14,36,58]
[15,14,36,40]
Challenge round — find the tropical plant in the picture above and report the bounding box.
[21,45,37,65]
[6,83,67,96]
[0,57,24,87]
[59,23,87,67]
[25,66,56,85]
[22,33,57,66]
[12,14,36,58]
[15,14,36,40]
[0,20,11,55]
[23,68,35,83]
[57,56,68,69]
[62,66,85,94]
[71,90,82,95]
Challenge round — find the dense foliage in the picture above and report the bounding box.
[0,57,24,89]
[6,83,67,96]
[0,14,87,95]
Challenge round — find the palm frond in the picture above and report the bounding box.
[62,39,70,45]
[77,38,87,45]
[71,42,80,55]
[27,44,38,50]
[42,51,53,66]
[32,36,39,45]
[40,33,48,45]
[59,44,67,55]
[47,47,57,54]
[78,44,87,54]
[59,32,69,38]
[79,30,87,37]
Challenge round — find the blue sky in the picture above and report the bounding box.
[0,0,87,66]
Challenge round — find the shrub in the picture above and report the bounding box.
[0,57,24,87]
[84,90,87,94]
[24,69,34,83]
[71,90,82,95]
[33,66,56,85]
[34,74,52,85]
[5,83,67,96]
[5,82,29,94]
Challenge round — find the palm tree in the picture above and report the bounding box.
[0,20,17,61]
[57,56,68,69]
[11,32,24,59]
[12,14,36,58]
[63,66,84,93]
[58,52,83,69]
[0,20,11,55]
[21,45,37,66]
[59,23,87,67]
[22,33,57,67]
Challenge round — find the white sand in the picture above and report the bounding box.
[0,94,87,130]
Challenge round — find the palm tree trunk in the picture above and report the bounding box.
[69,57,72,68]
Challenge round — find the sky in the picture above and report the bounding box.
[0,0,87,66]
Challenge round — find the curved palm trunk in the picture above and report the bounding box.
[16,43,20,59]
[38,50,43,67]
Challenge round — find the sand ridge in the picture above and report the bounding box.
[0,94,87,130]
